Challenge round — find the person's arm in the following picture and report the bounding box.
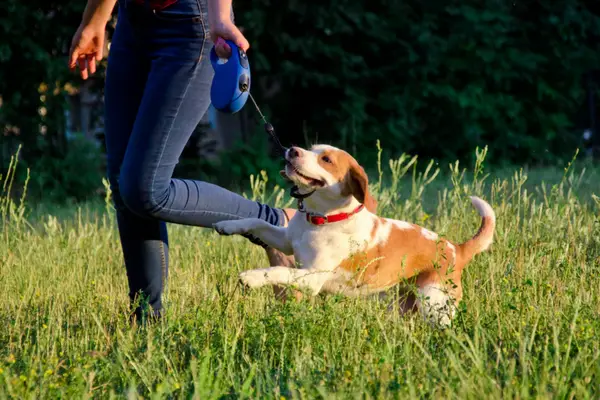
[207,0,250,57]
[68,0,116,79]
[207,0,232,28]
[80,0,117,26]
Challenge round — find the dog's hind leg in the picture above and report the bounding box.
[375,285,418,315]
[415,271,461,328]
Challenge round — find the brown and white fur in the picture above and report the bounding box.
[214,144,495,327]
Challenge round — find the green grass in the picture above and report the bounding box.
[2,146,600,399]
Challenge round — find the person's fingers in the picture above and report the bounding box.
[236,36,250,52]
[214,43,230,58]
[214,37,231,58]
[213,32,250,59]
[216,36,228,49]
[69,27,105,75]
[95,32,105,61]
[78,56,89,80]
[69,44,80,70]
[87,55,97,75]
[227,25,250,52]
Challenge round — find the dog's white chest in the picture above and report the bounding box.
[291,227,345,266]
[289,216,373,270]
[286,213,399,296]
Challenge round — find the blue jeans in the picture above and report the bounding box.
[104,0,284,321]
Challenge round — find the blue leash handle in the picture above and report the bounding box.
[209,40,250,114]
[208,39,287,157]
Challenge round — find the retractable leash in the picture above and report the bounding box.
[209,40,314,201]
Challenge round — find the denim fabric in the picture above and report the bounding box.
[104,0,283,321]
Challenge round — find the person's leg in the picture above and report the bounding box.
[104,3,168,322]
[106,0,292,320]
[117,3,286,229]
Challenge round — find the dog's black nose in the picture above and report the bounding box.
[288,147,302,159]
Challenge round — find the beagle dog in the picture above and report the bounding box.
[214,145,495,327]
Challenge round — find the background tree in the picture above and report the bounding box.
[1,0,600,203]
[237,0,600,165]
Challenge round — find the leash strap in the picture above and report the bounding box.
[242,85,318,202]
[244,91,288,157]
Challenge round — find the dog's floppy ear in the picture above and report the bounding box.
[343,161,377,213]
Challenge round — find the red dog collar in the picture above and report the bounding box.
[306,204,365,225]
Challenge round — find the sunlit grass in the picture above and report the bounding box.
[1,145,600,398]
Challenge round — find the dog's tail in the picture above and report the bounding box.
[457,196,495,265]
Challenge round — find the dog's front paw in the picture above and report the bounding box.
[213,220,246,236]
[239,269,268,289]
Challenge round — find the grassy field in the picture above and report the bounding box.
[2,147,600,399]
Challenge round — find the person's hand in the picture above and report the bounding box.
[211,20,250,58]
[68,22,106,80]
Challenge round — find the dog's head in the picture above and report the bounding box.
[281,144,377,213]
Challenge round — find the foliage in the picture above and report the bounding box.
[2,148,600,397]
[0,1,89,161]
[237,0,600,166]
[26,134,105,203]
[0,0,107,203]
[2,0,600,203]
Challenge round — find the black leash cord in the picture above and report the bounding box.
[244,91,288,157]
[242,88,314,201]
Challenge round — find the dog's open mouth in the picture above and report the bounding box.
[285,161,325,187]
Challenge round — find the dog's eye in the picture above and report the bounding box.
[322,156,332,164]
